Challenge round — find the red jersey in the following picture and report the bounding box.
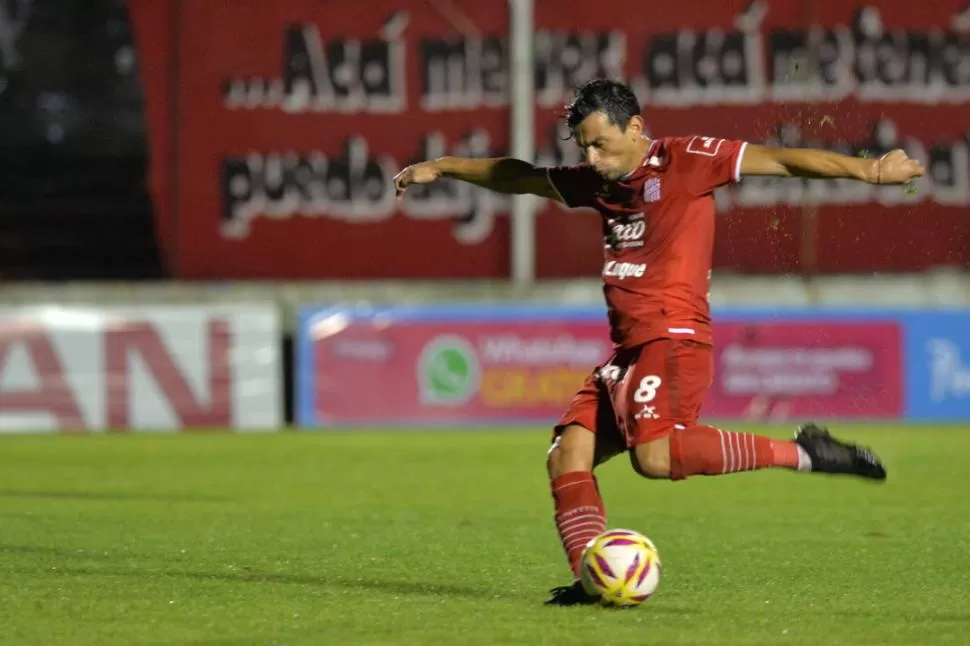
[547,136,748,349]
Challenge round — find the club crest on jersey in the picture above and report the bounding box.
[643,178,661,203]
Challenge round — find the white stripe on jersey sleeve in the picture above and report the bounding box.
[733,141,749,183]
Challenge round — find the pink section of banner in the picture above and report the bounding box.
[308,315,902,425]
[707,322,903,419]
[311,319,611,423]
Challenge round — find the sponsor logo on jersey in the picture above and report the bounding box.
[602,260,647,279]
[606,220,646,249]
[643,178,661,202]
[597,365,623,383]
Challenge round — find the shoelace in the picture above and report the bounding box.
[856,447,878,464]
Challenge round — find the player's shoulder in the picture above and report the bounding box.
[545,162,603,207]
[658,135,733,158]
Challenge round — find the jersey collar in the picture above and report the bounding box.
[619,139,663,181]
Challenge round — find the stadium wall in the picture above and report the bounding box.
[125,0,970,280]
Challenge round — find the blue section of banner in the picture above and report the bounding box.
[901,312,970,421]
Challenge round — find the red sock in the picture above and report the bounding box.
[669,424,807,480]
[551,471,607,579]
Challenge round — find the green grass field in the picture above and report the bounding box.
[0,425,968,645]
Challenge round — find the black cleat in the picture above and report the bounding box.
[794,423,887,481]
[544,580,598,606]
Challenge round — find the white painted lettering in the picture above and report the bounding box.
[602,261,647,279]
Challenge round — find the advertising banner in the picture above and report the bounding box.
[126,0,970,278]
[296,305,912,427]
[0,305,282,432]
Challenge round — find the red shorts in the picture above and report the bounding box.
[554,338,713,452]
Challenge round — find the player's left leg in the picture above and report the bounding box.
[620,339,886,481]
[545,424,622,606]
[544,364,628,606]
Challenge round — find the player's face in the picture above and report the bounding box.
[573,112,647,181]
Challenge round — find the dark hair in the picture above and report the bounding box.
[563,79,641,132]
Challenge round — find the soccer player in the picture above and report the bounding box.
[392,79,924,605]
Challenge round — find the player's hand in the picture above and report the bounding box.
[875,149,924,185]
[393,161,442,196]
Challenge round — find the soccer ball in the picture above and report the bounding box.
[579,529,662,607]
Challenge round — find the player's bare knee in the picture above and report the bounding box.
[547,425,596,478]
[631,438,672,479]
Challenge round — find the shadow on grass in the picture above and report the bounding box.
[5,562,500,600]
[2,551,698,613]
[0,489,226,503]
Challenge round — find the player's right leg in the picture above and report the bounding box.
[619,339,886,481]
[632,423,886,481]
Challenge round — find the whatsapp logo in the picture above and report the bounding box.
[417,335,480,405]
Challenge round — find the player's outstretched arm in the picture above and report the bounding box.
[740,145,924,185]
[393,157,564,202]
